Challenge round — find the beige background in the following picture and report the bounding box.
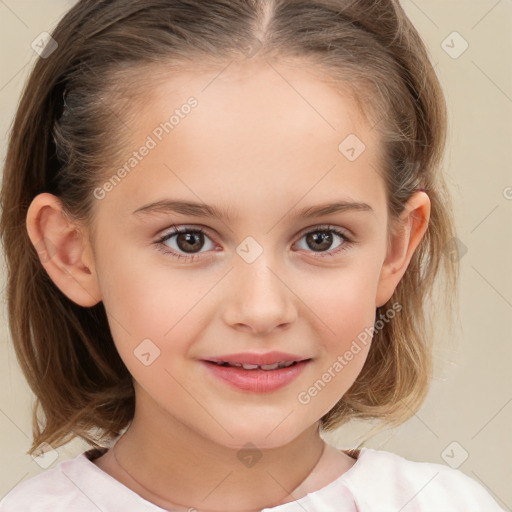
[0,0,511,508]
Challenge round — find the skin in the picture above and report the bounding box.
[26,57,430,512]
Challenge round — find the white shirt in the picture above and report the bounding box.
[0,446,504,511]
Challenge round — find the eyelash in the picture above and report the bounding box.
[154,224,353,262]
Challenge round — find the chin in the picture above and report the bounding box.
[209,424,306,452]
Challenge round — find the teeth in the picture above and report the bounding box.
[214,360,298,370]
[259,363,280,370]
[242,363,261,370]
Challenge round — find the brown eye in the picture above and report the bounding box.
[304,231,335,252]
[295,225,352,257]
[155,226,216,261]
[174,231,205,253]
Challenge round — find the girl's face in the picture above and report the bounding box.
[85,59,412,450]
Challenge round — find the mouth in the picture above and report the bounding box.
[204,359,310,371]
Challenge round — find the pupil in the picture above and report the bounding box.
[177,232,203,253]
[307,231,332,252]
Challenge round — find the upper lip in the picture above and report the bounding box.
[203,351,311,366]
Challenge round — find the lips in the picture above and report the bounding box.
[201,359,311,392]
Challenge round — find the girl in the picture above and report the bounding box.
[0,0,504,511]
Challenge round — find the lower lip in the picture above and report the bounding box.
[201,360,311,393]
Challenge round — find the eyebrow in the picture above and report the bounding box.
[132,199,374,221]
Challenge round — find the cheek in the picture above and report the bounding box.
[95,247,221,382]
[297,256,381,396]
[95,233,210,333]
[307,255,382,337]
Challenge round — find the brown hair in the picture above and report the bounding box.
[0,0,458,455]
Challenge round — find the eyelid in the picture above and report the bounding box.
[155,223,353,245]
[155,225,216,246]
[295,223,354,242]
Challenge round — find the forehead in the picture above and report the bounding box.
[101,58,386,220]
[145,57,372,143]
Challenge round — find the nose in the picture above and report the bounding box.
[221,255,297,335]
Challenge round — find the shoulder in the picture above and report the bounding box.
[0,451,99,511]
[345,447,504,512]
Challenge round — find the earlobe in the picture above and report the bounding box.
[375,191,430,308]
[26,193,102,307]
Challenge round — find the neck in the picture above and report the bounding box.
[110,388,327,512]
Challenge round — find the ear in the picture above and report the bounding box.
[26,192,102,307]
[375,191,430,308]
